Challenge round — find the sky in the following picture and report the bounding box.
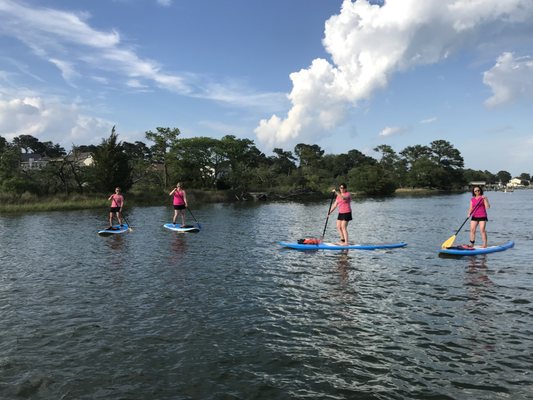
[1,0,533,176]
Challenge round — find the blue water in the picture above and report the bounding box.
[1,190,532,399]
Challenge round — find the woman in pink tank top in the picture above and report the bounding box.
[169,182,188,226]
[107,187,124,229]
[329,183,352,246]
[468,185,490,248]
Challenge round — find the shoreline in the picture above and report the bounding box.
[0,188,459,213]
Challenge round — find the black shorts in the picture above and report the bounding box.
[338,212,352,221]
[471,216,488,221]
[174,205,186,210]
[110,207,121,213]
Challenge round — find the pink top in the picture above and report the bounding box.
[471,197,487,218]
[337,192,352,214]
[173,190,186,206]
[110,194,123,208]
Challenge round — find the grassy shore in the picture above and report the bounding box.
[0,187,455,213]
[0,190,234,213]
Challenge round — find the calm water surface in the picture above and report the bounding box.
[1,191,532,399]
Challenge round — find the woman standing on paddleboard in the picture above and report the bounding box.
[469,186,490,248]
[169,182,188,227]
[329,183,352,246]
[107,187,124,229]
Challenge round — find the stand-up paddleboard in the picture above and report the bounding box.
[280,241,407,251]
[439,240,514,256]
[163,223,200,233]
[98,224,129,235]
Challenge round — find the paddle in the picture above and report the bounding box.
[320,191,337,242]
[186,207,202,230]
[441,198,484,249]
[120,212,133,232]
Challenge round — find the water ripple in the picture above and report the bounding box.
[1,194,533,399]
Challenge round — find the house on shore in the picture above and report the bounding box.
[20,153,49,170]
[20,152,94,170]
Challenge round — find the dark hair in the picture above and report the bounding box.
[339,183,347,189]
[471,186,483,196]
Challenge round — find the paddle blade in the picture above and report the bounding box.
[441,234,456,249]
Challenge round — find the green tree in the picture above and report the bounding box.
[496,170,512,184]
[428,140,464,190]
[217,135,267,191]
[0,142,22,190]
[294,143,324,168]
[0,136,7,153]
[91,126,133,192]
[173,137,222,188]
[374,144,405,186]
[13,135,41,153]
[399,145,432,169]
[406,158,444,188]
[519,172,531,181]
[145,127,181,188]
[270,148,296,176]
[123,141,153,186]
[348,164,397,195]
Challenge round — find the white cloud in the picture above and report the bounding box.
[156,0,173,7]
[0,95,114,146]
[483,52,533,107]
[255,0,533,147]
[420,117,437,124]
[378,126,404,137]
[0,0,279,109]
[49,58,80,84]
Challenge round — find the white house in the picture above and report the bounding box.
[20,153,49,170]
[507,178,529,188]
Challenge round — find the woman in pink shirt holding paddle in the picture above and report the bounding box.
[107,187,124,229]
[169,182,188,227]
[329,183,352,246]
[468,185,490,248]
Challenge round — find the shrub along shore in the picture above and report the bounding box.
[0,187,448,214]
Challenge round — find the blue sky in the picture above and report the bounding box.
[1,0,532,176]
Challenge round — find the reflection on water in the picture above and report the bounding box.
[170,235,188,254]
[335,251,350,286]
[1,192,533,399]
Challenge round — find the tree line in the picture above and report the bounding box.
[0,127,529,198]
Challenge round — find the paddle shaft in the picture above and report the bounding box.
[186,207,202,228]
[120,211,132,230]
[321,191,337,239]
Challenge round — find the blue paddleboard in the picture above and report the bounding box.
[98,223,129,235]
[163,223,200,233]
[439,240,514,256]
[279,241,407,251]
